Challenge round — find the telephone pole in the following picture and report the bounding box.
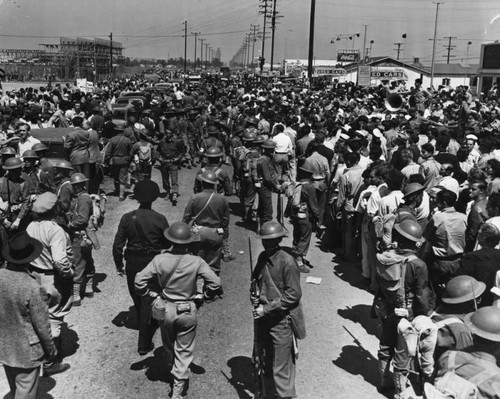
[307,0,316,82]
[443,35,457,64]
[109,32,113,76]
[430,1,444,89]
[183,21,187,73]
[191,31,200,69]
[259,0,272,72]
[199,38,206,69]
[393,42,403,60]
[269,0,283,71]
[250,24,259,68]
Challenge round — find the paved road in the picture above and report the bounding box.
[1,163,385,399]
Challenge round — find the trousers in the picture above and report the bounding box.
[257,187,273,225]
[72,234,95,285]
[4,365,40,399]
[160,161,179,194]
[160,301,197,380]
[292,218,312,259]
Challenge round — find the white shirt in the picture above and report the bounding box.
[272,132,293,154]
[18,136,41,157]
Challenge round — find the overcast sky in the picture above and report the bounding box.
[1,0,499,65]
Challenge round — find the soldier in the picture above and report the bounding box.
[193,147,232,195]
[53,160,74,215]
[0,157,31,235]
[183,170,229,278]
[130,129,157,182]
[113,180,169,355]
[105,122,133,201]
[0,146,17,178]
[256,139,282,226]
[63,116,90,179]
[27,192,73,376]
[251,221,304,399]
[134,222,221,399]
[158,129,185,206]
[199,125,225,162]
[32,142,55,194]
[186,109,201,166]
[238,131,259,224]
[67,173,94,306]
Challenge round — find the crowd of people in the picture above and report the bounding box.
[1,72,500,398]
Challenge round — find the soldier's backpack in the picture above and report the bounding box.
[138,142,152,164]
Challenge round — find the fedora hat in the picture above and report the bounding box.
[134,180,160,203]
[3,231,43,264]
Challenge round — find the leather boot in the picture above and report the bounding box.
[377,359,393,393]
[85,276,94,298]
[44,336,70,376]
[73,283,81,306]
[171,378,187,399]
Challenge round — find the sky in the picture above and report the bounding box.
[1,0,500,65]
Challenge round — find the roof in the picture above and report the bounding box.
[344,56,429,75]
[425,63,479,76]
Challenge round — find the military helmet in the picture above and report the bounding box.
[253,135,266,144]
[205,146,223,158]
[0,146,16,156]
[164,222,198,244]
[31,143,48,152]
[262,139,277,149]
[206,125,219,135]
[54,159,74,170]
[246,116,259,126]
[257,221,288,239]
[3,157,24,170]
[70,172,88,185]
[22,150,39,160]
[199,170,218,185]
[243,131,256,142]
[403,183,425,199]
[464,306,500,342]
[393,219,425,243]
[442,276,486,304]
[233,125,245,135]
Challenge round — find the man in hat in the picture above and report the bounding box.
[0,157,31,234]
[27,192,73,376]
[256,139,282,226]
[193,146,232,195]
[105,122,133,201]
[0,146,17,178]
[239,131,261,224]
[135,222,220,399]
[32,142,55,194]
[183,170,229,277]
[21,150,40,196]
[291,165,320,273]
[67,173,94,306]
[0,231,65,398]
[113,180,169,355]
[63,116,90,181]
[130,129,157,182]
[53,160,74,217]
[251,220,303,399]
[199,125,225,163]
[158,129,185,206]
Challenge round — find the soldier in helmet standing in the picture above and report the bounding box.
[0,146,17,178]
[199,125,225,164]
[239,131,259,224]
[251,220,304,399]
[32,142,56,193]
[67,172,94,306]
[183,170,229,280]
[105,122,133,201]
[135,222,221,399]
[0,157,30,234]
[53,160,74,216]
[158,129,185,206]
[193,147,232,196]
[256,139,282,226]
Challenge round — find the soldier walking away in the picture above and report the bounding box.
[158,129,186,206]
[251,221,304,399]
[134,222,221,399]
[105,122,133,201]
[113,180,169,355]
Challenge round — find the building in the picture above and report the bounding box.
[477,42,500,95]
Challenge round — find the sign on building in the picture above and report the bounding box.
[370,67,408,80]
[314,67,345,76]
[358,66,371,86]
[337,50,360,63]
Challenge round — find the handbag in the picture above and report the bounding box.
[264,265,306,339]
[151,255,185,322]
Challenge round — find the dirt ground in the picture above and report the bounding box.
[0,163,386,399]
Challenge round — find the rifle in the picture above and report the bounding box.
[249,237,263,399]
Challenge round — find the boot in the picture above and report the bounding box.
[393,370,409,399]
[73,283,81,306]
[377,359,393,393]
[85,276,94,298]
[171,378,187,399]
[44,335,70,376]
[171,193,178,206]
[119,185,126,201]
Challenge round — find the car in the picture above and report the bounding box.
[114,95,146,108]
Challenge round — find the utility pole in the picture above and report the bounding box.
[269,0,283,71]
[109,32,113,77]
[250,24,259,68]
[93,40,97,80]
[361,25,368,65]
[199,38,205,69]
[205,43,209,66]
[246,33,252,68]
[307,0,316,83]
[259,0,271,72]
[430,1,444,90]
[183,21,187,73]
[442,35,457,64]
[394,42,403,60]
[191,31,200,69]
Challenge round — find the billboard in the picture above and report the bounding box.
[337,49,359,63]
[481,43,500,70]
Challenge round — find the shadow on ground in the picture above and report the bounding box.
[111,306,139,330]
[332,343,380,388]
[224,356,254,399]
[337,304,381,338]
[61,322,80,359]
[130,347,171,384]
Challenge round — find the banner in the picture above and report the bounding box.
[337,50,359,63]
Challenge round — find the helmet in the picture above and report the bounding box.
[54,159,74,170]
[464,306,500,342]
[206,125,219,135]
[113,121,127,132]
[403,183,424,199]
[205,146,223,158]
[262,139,277,149]
[246,116,259,126]
[31,143,48,152]
[233,125,245,135]
[3,157,24,170]
[442,276,486,304]
[199,170,218,185]
[164,222,198,244]
[257,221,288,239]
[393,219,425,243]
[0,147,16,156]
[243,131,256,142]
[70,172,89,185]
[254,135,266,144]
[22,150,39,160]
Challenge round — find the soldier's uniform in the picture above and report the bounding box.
[113,180,169,354]
[38,156,56,193]
[157,133,186,204]
[104,125,133,201]
[256,146,280,225]
[193,164,232,196]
